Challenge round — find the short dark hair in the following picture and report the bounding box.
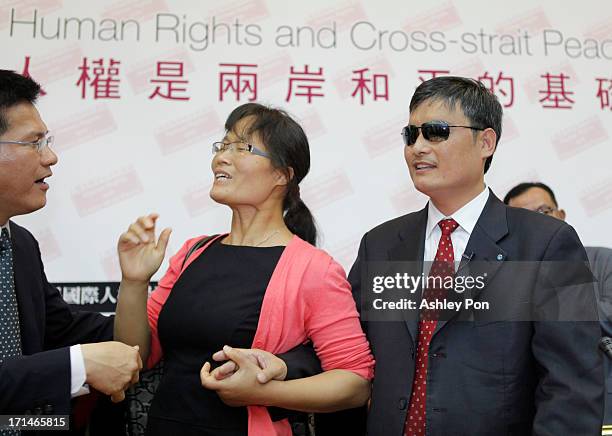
[224,103,317,245]
[409,76,503,173]
[0,70,42,135]
[503,182,558,207]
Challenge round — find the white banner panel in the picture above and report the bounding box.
[2,0,611,282]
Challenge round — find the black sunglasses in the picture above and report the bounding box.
[401,121,485,146]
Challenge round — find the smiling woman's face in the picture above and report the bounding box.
[209,117,287,209]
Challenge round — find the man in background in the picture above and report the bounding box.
[0,69,141,425]
[504,181,612,422]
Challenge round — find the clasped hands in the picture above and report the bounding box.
[81,341,143,403]
[200,345,287,407]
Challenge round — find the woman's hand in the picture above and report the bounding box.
[200,346,371,412]
[210,346,288,383]
[200,346,274,407]
[117,213,171,284]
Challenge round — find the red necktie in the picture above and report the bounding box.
[405,218,459,436]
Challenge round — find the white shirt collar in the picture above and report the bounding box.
[426,186,490,239]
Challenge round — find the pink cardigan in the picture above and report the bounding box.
[146,234,374,435]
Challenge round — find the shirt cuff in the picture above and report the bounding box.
[69,345,90,397]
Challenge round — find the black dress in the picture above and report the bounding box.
[146,239,285,436]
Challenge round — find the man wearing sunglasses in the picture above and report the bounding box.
[0,70,142,421]
[342,76,603,435]
[504,181,612,423]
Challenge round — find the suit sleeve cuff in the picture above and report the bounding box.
[69,344,89,397]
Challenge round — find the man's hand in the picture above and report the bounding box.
[201,346,279,407]
[81,341,142,403]
[211,345,287,383]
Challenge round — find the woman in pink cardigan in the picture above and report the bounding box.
[114,103,374,436]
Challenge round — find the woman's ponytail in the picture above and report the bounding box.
[283,181,316,245]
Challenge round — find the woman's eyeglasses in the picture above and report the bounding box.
[212,141,270,158]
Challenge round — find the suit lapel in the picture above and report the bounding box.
[387,206,427,343]
[433,192,509,336]
[10,221,42,354]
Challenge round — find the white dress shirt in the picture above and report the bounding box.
[1,222,88,397]
[424,186,490,269]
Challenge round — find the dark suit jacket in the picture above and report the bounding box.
[586,246,612,423]
[0,221,113,414]
[342,192,603,436]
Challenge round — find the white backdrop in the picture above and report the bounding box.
[2,0,612,281]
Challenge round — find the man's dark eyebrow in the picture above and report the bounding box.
[19,129,48,141]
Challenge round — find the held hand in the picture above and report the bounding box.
[82,342,143,402]
[117,213,171,283]
[211,346,287,383]
[201,346,276,407]
[110,391,126,403]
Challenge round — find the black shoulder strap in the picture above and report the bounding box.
[181,234,219,270]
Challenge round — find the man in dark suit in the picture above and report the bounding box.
[504,181,612,423]
[0,69,142,420]
[345,77,603,435]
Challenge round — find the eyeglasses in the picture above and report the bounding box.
[0,134,54,153]
[212,140,270,158]
[534,205,556,215]
[401,121,485,146]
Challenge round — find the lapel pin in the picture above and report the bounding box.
[496,254,504,261]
